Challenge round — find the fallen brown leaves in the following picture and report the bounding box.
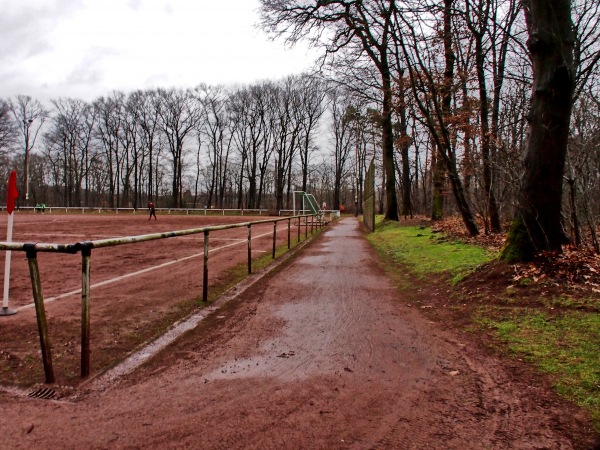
[430,216,505,251]
[531,247,600,291]
[429,216,600,293]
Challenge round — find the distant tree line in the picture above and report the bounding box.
[0,76,347,212]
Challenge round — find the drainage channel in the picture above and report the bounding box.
[28,387,56,400]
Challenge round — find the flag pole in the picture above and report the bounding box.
[1,171,18,316]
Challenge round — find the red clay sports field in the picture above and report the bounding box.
[0,211,321,387]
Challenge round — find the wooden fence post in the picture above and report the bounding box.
[80,243,91,377]
[203,230,209,302]
[24,244,55,384]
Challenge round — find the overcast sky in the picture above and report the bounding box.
[0,0,317,103]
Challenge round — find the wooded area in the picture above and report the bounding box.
[0,0,598,261]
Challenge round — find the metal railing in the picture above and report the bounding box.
[0,213,325,383]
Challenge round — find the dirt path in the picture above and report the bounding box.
[0,218,594,449]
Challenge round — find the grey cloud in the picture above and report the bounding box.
[0,0,84,60]
[127,0,142,10]
[63,46,119,87]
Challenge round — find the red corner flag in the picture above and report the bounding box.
[6,171,18,215]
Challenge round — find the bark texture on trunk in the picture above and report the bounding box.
[501,0,574,261]
[431,142,445,221]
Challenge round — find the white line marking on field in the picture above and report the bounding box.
[18,233,86,237]
[16,231,274,311]
[209,238,246,241]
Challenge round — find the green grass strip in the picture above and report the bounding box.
[479,311,600,428]
[367,219,494,283]
[366,217,599,430]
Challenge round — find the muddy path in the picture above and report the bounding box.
[0,218,595,449]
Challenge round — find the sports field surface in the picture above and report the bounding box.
[0,212,308,386]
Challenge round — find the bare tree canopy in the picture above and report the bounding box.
[259,0,401,221]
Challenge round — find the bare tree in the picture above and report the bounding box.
[329,87,354,210]
[44,97,96,206]
[125,90,158,208]
[562,0,600,248]
[393,70,413,219]
[296,74,327,194]
[94,92,126,208]
[0,99,17,156]
[566,92,600,252]
[396,0,479,235]
[270,77,302,210]
[259,0,400,220]
[157,87,202,208]
[240,82,273,209]
[256,83,277,209]
[229,88,252,209]
[462,0,501,232]
[10,95,47,206]
[572,0,600,103]
[196,84,231,209]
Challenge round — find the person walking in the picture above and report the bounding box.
[148,199,157,220]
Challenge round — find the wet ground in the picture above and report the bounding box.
[0,217,595,449]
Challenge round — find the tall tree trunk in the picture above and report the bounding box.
[381,66,400,221]
[171,151,179,208]
[474,32,501,233]
[148,143,153,200]
[441,0,479,236]
[431,141,445,221]
[397,72,412,218]
[501,0,574,261]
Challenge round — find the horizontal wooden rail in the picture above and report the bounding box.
[0,215,314,253]
[0,213,325,383]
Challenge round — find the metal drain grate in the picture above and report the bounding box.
[28,387,56,400]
